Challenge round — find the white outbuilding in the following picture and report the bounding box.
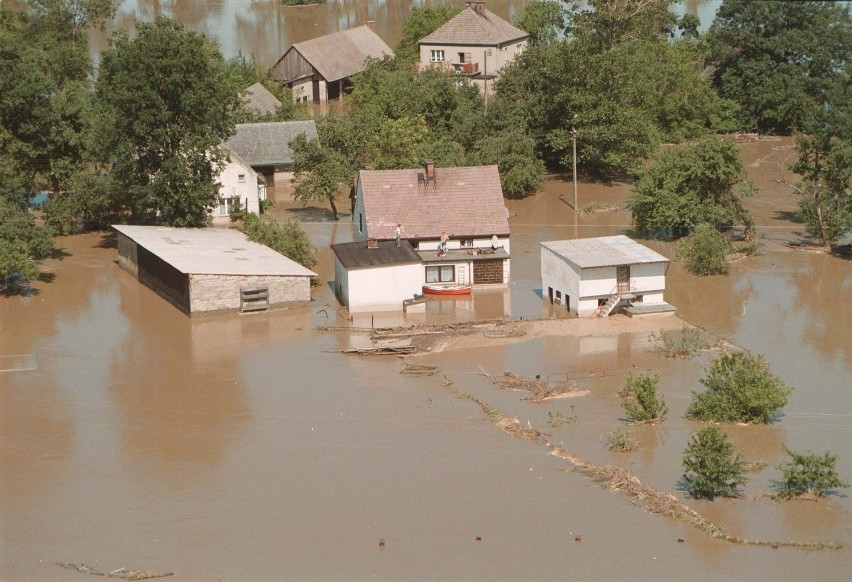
[332,239,424,312]
[540,235,675,317]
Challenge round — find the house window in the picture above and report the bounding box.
[218,197,235,216]
[426,265,455,283]
[459,239,473,248]
[430,50,445,62]
[237,173,246,183]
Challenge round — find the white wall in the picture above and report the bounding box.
[418,39,526,77]
[215,157,261,219]
[541,246,581,312]
[343,262,424,312]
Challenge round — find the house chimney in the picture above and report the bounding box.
[424,160,435,180]
[366,20,375,31]
[465,1,486,15]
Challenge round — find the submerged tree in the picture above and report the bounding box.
[775,449,849,500]
[94,17,242,226]
[290,134,352,221]
[686,352,792,424]
[676,224,732,276]
[682,425,747,500]
[628,139,754,238]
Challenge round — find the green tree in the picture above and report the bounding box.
[94,17,242,226]
[290,134,352,220]
[776,449,849,500]
[471,128,545,198]
[396,4,462,63]
[493,36,735,178]
[628,139,754,238]
[706,0,852,134]
[686,352,792,424]
[790,87,852,246]
[567,0,677,50]
[0,198,54,286]
[617,372,668,423]
[676,224,732,276]
[242,213,317,270]
[682,425,747,500]
[516,0,565,47]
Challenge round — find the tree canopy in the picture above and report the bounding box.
[395,4,462,63]
[706,0,852,134]
[628,138,754,237]
[94,17,242,227]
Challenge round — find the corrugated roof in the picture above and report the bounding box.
[292,25,394,83]
[332,240,421,269]
[224,120,318,167]
[243,82,282,116]
[113,225,317,277]
[419,7,528,46]
[358,165,509,240]
[541,236,670,269]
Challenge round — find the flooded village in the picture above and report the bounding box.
[2,1,851,581]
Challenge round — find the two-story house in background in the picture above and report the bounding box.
[418,1,528,96]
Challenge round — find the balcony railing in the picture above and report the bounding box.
[453,62,480,74]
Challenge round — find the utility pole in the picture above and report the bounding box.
[484,48,492,111]
[572,125,578,212]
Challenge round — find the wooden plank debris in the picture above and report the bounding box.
[400,364,440,376]
[56,563,174,580]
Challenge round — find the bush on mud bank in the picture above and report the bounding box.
[686,352,792,424]
[682,426,747,500]
[775,449,849,500]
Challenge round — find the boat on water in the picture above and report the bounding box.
[422,284,472,296]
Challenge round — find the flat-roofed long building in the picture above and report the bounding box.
[114,225,316,316]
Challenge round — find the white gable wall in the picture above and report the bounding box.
[418,40,526,75]
[336,260,424,312]
[216,158,262,220]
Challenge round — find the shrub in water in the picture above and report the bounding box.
[606,427,638,452]
[677,223,731,275]
[686,352,791,424]
[775,449,849,499]
[682,426,747,500]
[618,372,668,423]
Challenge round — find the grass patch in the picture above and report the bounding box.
[649,327,711,358]
[606,427,638,452]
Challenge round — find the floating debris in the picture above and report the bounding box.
[334,346,416,356]
[400,363,440,376]
[493,372,588,403]
[56,563,173,580]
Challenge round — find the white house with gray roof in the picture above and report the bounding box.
[418,1,528,96]
[541,236,675,317]
[270,24,393,105]
[224,120,317,185]
[214,148,266,222]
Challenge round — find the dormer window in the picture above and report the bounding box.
[238,174,246,183]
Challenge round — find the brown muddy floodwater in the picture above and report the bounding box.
[2,137,850,580]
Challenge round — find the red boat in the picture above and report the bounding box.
[422,284,472,296]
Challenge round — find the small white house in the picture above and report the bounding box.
[541,235,675,317]
[332,240,424,312]
[213,148,266,221]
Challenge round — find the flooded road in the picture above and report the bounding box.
[2,137,851,579]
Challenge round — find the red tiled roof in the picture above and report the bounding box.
[293,25,394,83]
[419,7,528,46]
[359,165,509,240]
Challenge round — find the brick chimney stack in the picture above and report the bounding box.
[366,20,375,31]
[465,1,486,15]
[424,160,435,180]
